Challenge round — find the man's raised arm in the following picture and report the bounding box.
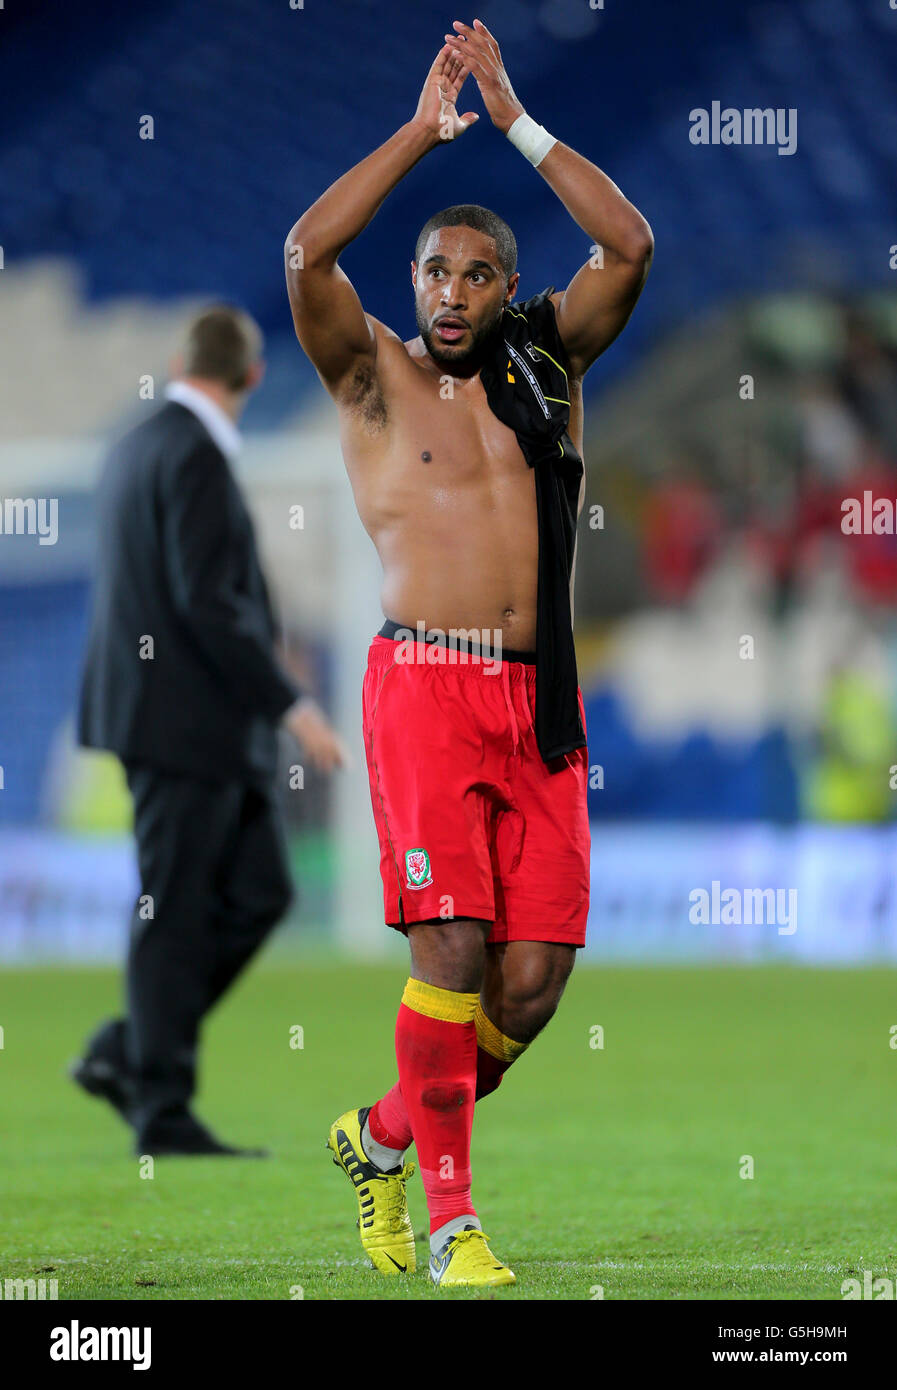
[445,19,654,379]
[284,46,478,395]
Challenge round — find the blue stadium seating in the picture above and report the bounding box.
[2,0,895,424]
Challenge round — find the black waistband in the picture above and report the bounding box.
[378,618,537,666]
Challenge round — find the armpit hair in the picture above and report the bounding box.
[342,358,387,432]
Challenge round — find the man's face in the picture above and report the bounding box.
[413,225,518,371]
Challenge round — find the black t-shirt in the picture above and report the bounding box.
[479,287,587,765]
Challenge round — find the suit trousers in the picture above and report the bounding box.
[123,761,293,1134]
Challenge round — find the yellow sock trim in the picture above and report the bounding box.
[474,1002,529,1063]
[402,978,479,1024]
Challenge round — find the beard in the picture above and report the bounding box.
[416,302,504,374]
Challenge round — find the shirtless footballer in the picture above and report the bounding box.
[285,19,652,1288]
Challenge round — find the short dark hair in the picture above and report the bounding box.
[181,305,262,391]
[415,204,517,280]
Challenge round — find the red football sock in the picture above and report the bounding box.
[368,1083,413,1152]
[475,1045,511,1099]
[394,979,479,1234]
[473,1001,529,1095]
[370,1003,530,1153]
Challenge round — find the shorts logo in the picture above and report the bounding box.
[405,848,432,890]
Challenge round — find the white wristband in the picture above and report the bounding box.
[506,112,557,167]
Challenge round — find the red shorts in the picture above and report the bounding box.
[362,635,591,946]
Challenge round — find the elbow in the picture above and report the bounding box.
[624,218,654,270]
[284,219,333,275]
[284,217,309,271]
[284,210,318,261]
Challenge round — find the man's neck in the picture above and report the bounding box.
[409,339,489,383]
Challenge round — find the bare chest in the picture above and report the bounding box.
[342,349,534,502]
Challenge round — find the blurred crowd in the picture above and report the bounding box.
[619,299,897,824]
[643,304,897,611]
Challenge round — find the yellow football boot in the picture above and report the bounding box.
[327,1106,416,1274]
[429,1225,516,1288]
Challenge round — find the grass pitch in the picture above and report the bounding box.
[2,961,895,1300]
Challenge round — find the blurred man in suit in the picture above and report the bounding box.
[73,305,346,1156]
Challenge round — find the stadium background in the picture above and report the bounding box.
[4,0,897,1307]
[3,0,897,965]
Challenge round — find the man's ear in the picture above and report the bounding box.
[246,360,265,392]
[411,260,418,289]
[169,352,183,378]
[505,271,520,305]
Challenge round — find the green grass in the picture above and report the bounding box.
[1,962,896,1300]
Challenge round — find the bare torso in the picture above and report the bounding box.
[338,308,584,651]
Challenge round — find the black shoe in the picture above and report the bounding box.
[136,1111,270,1158]
[69,1018,135,1123]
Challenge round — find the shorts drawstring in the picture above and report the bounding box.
[499,663,535,755]
[500,660,519,756]
[521,675,534,731]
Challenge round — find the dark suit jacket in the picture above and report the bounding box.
[78,400,300,783]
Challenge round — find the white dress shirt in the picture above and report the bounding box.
[165,380,242,462]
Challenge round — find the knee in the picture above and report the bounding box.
[501,992,556,1042]
[491,950,575,1042]
[408,920,487,993]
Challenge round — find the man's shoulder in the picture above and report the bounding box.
[365,314,416,370]
[112,400,213,456]
[508,285,562,325]
[103,403,226,496]
[506,286,576,380]
[365,312,403,345]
